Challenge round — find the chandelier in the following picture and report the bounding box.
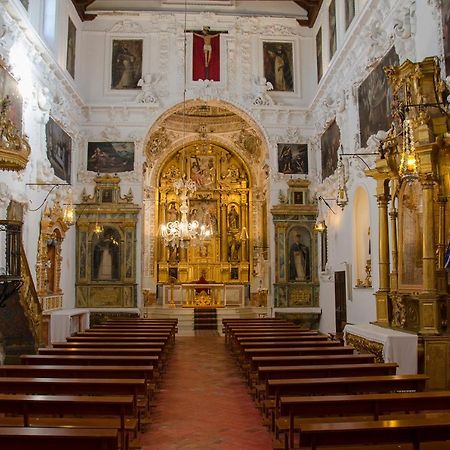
[160,177,213,248]
[398,117,418,182]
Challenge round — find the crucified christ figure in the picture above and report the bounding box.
[194,26,219,70]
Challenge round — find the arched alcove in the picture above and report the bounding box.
[141,99,270,305]
[353,186,371,288]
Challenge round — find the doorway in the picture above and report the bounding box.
[334,270,347,333]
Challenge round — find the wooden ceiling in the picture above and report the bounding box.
[71,1,323,27]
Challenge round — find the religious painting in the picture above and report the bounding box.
[92,227,121,281]
[189,199,218,234]
[111,39,142,89]
[0,62,22,133]
[443,1,450,76]
[316,28,323,82]
[277,143,308,174]
[263,41,294,92]
[189,155,216,188]
[321,120,340,180]
[45,117,72,183]
[87,142,135,173]
[399,180,423,287]
[345,0,356,30]
[287,226,311,282]
[329,0,337,59]
[66,17,76,79]
[358,46,399,146]
[192,26,221,81]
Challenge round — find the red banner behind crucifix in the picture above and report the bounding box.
[192,26,220,81]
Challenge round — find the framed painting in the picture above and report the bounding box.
[345,0,356,30]
[443,1,450,76]
[0,62,22,133]
[189,155,216,188]
[321,120,340,180]
[287,226,311,282]
[316,28,323,82]
[329,0,337,59]
[87,142,135,173]
[358,46,399,146]
[188,199,218,234]
[66,17,76,79]
[277,144,308,174]
[111,39,142,90]
[46,117,72,183]
[263,42,294,92]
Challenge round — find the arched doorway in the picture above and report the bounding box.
[141,99,269,308]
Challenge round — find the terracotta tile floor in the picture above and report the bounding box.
[140,333,273,450]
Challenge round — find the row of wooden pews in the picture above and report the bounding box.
[0,317,177,450]
[224,318,450,450]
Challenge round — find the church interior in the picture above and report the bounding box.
[1,0,450,448]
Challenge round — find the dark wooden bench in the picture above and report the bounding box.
[0,427,118,450]
[66,336,170,344]
[298,414,450,450]
[38,347,163,357]
[279,390,450,449]
[52,341,165,348]
[0,393,134,450]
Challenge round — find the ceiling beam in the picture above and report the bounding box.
[71,1,97,21]
[294,0,323,28]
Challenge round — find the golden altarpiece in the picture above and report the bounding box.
[157,142,251,290]
[75,175,139,308]
[367,57,450,388]
[271,180,320,326]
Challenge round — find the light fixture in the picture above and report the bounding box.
[398,117,418,182]
[313,220,326,233]
[160,177,213,248]
[93,208,103,236]
[336,153,348,210]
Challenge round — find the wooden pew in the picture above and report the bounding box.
[278,390,450,449]
[38,347,163,357]
[298,415,450,450]
[0,393,134,450]
[0,364,154,385]
[52,342,165,348]
[66,336,170,343]
[0,427,118,450]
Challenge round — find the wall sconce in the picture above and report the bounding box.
[313,220,326,233]
[93,208,103,236]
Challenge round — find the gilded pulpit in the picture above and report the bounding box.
[75,175,139,308]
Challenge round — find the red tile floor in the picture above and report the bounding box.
[140,333,273,450]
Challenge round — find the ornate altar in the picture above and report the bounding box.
[157,142,251,285]
[271,180,320,314]
[368,57,450,388]
[36,201,69,311]
[75,175,139,308]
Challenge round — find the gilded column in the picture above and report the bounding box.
[421,177,436,294]
[376,190,390,325]
[221,201,228,261]
[389,208,398,291]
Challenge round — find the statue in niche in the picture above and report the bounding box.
[92,228,120,280]
[288,232,310,282]
[228,205,239,230]
[166,202,178,222]
[228,234,241,262]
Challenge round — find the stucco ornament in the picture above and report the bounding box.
[136,74,160,106]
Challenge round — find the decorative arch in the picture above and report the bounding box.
[353,186,371,288]
[141,99,270,294]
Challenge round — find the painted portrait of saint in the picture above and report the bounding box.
[46,117,72,183]
[321,120,340,180]
[190,156,216,188]
[358,46,399,146]
[263,42,294,92]
[316,28,323,82]
[66,18,76,79]
[111,39,143,89]
[277,144,308,174]
[329,0,337,59]
[0,62,22,133]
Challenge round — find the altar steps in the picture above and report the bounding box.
[194,308,217,330]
